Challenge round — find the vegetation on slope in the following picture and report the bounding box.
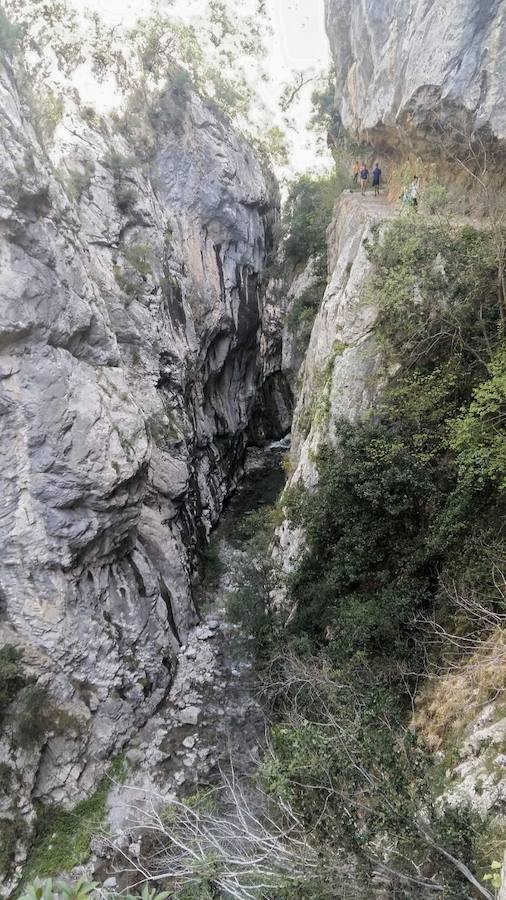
[15,215,506,899]
[21,757,127,885]
[230,214,506,898]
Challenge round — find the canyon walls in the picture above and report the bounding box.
[0,58,282,886]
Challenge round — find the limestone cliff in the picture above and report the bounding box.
[325,0,506,157]
[276,193,393,571]
[0,57,280,885]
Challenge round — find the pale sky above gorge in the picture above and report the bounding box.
[67,0,332,176]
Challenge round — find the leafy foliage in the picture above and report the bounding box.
[277,166,351,347]
[0,644,25,714]
[4,0,281,165]
[32,87,64,145]
[365,219,499,368]
[238,217,506,897]
[22,756,127,883]
[282,167,350,269]
[0,4,23,56]
[449,342,506,490]
[286,421,434,658]
[18,877,98,900]
[18,878,171,900]
[0,645,51,751]
[0,815,28,876]
[286,274,327,350]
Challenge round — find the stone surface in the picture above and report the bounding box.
[273,193,394,594]
[280,192,393,499]
[104,612,264,839]
[444,707,506,816]
[325,0,506,154]
[0,60,279,891]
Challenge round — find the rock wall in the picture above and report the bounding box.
[325,0,506,157]
[0,58,279,885]
[276,192,393,576]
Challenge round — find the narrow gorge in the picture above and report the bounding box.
[0,1,505,898]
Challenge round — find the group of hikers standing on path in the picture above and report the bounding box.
[352,160,419,208]
[352,161,382,196]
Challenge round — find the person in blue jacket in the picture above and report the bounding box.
[372,162,382,196]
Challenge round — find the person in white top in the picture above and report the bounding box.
[403,175,419,208]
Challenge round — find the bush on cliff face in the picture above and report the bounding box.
[0,644,25,715]
[365,219,498,369]
[286,272,328,349]
[282,168,349,269]
[0,645,53,756]
[226,508,282,661]
[286,421,434,659]
[22,757,127,884]
[0,5,23,57]
[449,342,506,490]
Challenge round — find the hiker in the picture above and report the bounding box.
[372,162,381,196]
[359,162,369,195]
[402,175,419,209]
[352,161,360,186]
[410,175,419,208]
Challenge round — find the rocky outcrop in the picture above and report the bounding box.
[282,194,392,481]
[325,0,506,157]
[275,192,393,575]
[0,59,279,887]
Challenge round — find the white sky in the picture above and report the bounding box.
[68,0,332,176]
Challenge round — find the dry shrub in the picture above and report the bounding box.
[414,627,506,751]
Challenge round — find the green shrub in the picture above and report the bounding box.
[0,646,53,749]
[19,877,171,899]
[282,166,350,269]
[115,183,138,212]
[124,242,153,277]
[14,684,51,749]
[63,161,94,202]
[33,89,65,146]
[113,264,141,299]
[0,815,27,875]
[200,540,222,592]
[102,150,138,174]
[287,278,326,349]
[421,179,450,215]
[102,151,140,212]
[22,756,127,882]
[287,421,434,657]
[449,342,506,490]
[365,218,498,368]
[225,508,281,660]
[0,761,12,795]
[0,6,23,57]
[260,217,505,897]
[18,877,97,900]
[0,644,25,714]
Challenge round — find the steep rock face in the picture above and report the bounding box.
[0,60,278,883]
[249,274,296,443]
[283,194,392,481]
[325,0,506,155]
[276,192,393,572]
